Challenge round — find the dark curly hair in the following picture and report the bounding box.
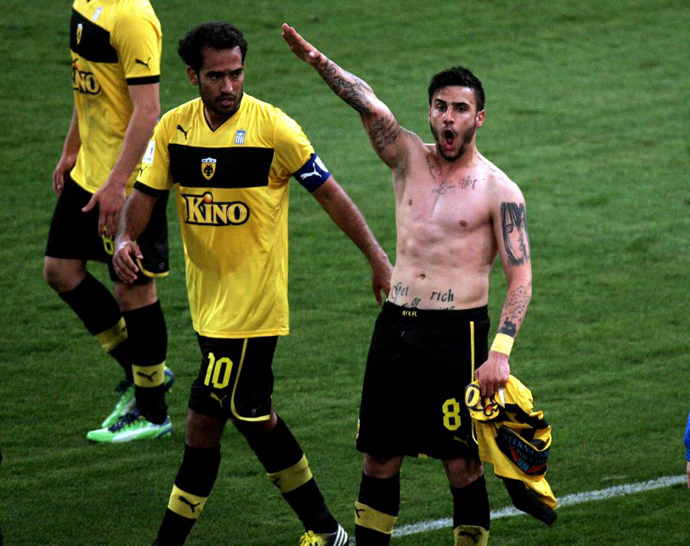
[428,66,485,112]
[178,22,248,72]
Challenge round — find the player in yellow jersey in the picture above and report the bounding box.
[44,0,173,443]
[113,22,392,545]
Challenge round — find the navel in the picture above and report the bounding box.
[459,220,468,228]
[408,199,413,206]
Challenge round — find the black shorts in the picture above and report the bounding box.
[188,335,278,421]
[45,176,169,283]
[357,302,490,460]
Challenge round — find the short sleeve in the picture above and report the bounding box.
[112,5,162,84]
[137,117,172,192]
[272,110,315,180]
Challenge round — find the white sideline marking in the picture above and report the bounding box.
[393,474,686,537]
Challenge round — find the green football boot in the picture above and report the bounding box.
[87,410,172,443]
[100,367,175,428]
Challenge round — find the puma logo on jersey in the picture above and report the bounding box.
[354,506,366,519]
[135,57,151,69]
[176,125,190,139]
[210,393,227,407]
[178,496,201,513]
[136,370,158,382]
[299,166,321,180]
[269,476,281,488]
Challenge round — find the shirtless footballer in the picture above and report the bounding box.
[283,24,532,546]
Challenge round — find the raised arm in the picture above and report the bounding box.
[475,182,533,396]
[282,23,412,170]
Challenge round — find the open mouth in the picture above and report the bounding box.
[443,129,455,148]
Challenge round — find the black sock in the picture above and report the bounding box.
[59,273,131,379]
[450,475,490,530]
[355,472,400,546]
[156,444,221,546]
[244,416,337,534]
[122,300,168,423]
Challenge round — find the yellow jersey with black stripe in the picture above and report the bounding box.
[70,0,161,194]
[137,94,324,338]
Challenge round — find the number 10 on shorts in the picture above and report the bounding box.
[204,352,234,389]
[442,398,462,431]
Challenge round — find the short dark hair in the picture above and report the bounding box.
[428,66,485,112]
[178,22,248,72]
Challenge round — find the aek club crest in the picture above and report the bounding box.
[201,157,217,180]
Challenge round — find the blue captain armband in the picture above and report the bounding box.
[293,153,330,192]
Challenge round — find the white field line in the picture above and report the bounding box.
[392,474,686,537]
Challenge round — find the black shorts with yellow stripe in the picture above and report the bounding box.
[357,302,490,460]
[188,335,278,421]
[45,176,169,283]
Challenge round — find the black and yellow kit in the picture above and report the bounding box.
[357,302,490,460]
[137,93,328,338]
[47,0,167,277]
[70,0,161,194]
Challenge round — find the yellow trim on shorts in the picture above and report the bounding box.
[95,317,127,352]
[230,339,271,422]
[469,321,479,446]
[135,257,170,279]
[168,485,208,520]
[354,501,397,535]
[132,362,166,387]
[267,455,313,493]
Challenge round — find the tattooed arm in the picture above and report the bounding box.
[282,23,412,169]
[475,183,533,396]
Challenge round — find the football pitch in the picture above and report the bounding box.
[1,0,689,544]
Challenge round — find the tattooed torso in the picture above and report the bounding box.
[387,146,527,311]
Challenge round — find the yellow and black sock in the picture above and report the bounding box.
[122,301,167,424]
[451,476,490,546]
[156,444,221,546]
[59,273,131,379]
[355,472,400,545]
[244,416,337,534]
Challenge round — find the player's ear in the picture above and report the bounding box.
[475,109,485,128]
[187,66,199,86]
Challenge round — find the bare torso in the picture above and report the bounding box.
[388,141,509,310]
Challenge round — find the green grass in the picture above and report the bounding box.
[1,0,689,544]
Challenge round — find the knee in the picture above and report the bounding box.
[363,454,403,479]
[114,279,157,310]
[444,458,483,488]
[44,258,84,293]
[184,410,226,449]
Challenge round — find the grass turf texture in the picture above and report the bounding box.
[1,0,689,544]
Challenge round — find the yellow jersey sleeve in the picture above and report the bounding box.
[272,109,315,180]
[111,2,162,82]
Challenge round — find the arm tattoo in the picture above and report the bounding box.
[501,202,531,266]
[320,59,373,115]
[498,284,530,336]
[369,115,401,153]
